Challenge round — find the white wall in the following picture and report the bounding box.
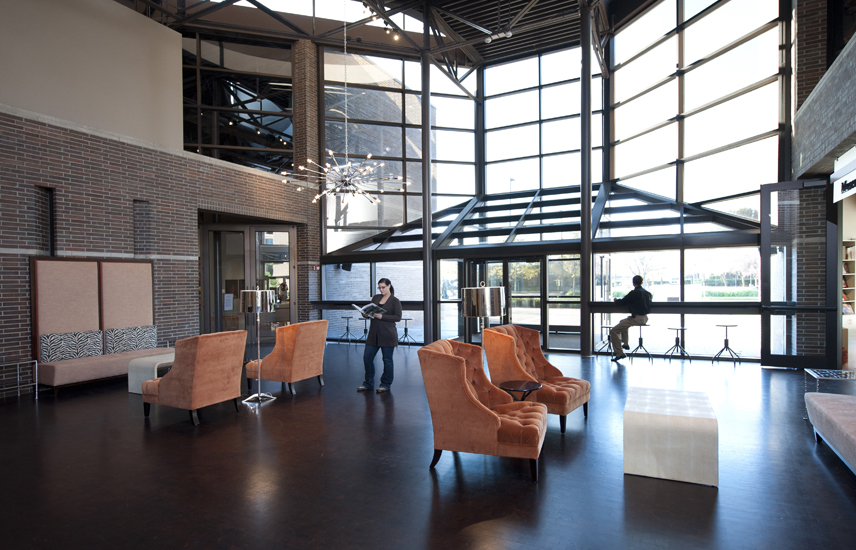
[0,0,182,150]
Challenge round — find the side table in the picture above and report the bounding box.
[498,380,542,402]
[128,352,175,394]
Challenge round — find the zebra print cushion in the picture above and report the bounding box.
[40,331,103,363]
[105,325,157,354]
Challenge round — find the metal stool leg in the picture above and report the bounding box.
[338,317,359,346]
[629,324,652,362]
[665,327,691,361]
[596,325,613,353]
[398,318,417,345]
[713,325,740,362]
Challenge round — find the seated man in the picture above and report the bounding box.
[610,275,653,361]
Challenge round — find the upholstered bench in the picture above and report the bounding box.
[624,387,719,486]
[805,392,856,476]
[38,325,170,395]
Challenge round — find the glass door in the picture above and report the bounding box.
[546,255,580,350]
[508,260,542,334]
[254,230,291,345]
[760,181,838,368]
[205,230,247,335]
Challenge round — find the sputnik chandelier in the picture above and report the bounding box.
[281,0,411,204]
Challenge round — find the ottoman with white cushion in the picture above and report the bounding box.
[128,352,174,394]
[624,387,718,486]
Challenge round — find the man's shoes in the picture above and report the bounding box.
[622,344,630,350]
[376,386,390,393]
[612,354,627,362]
[357,385,372,392]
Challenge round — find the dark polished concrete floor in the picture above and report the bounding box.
[3,344,856,549]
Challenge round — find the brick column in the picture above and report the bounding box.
[293,39,321,321]
[794,0,828,111]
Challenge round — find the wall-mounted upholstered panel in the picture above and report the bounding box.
[40,330,103,363]
[100,262,154,330]
[106,325,157,354]
[34,260,100,336]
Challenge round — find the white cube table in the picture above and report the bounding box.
[128,353,175,394]
[624,387,718,486]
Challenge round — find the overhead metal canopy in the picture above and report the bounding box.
[117,0,618,74]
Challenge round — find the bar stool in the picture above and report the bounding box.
[357,317,369,342]
[596,325,613,353]
[339,316,359,346]
[399,318,417,345]
[665,327,691,361]
[629,324,652,361]
[713,324,740,362]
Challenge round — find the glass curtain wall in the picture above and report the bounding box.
[610,0,781,215]
[484,48,604,194]
[323,50,422,252]
[182,36,293,172]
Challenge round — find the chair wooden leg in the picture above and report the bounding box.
[814,428,822,443]
[429,449,443,469]
[288,383,295,396]
[233,398,240,412]
[53,387,59,398]
[560,415,567,433]
[190,410,200,426]
[530,459,538,482]
[282,382,286,393]
[144,403,150,417]
[247,378,253,394]
[317,374,325,387]
[583,402,588,418]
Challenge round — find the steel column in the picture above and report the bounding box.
[580,3,593,356]
[421,2,434,343]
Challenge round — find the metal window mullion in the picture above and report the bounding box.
[677,0,685,205]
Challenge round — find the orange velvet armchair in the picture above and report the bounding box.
[245,320,328,396]
[484,325,590,433]
[417,339,548,481]
[142,330,247,425]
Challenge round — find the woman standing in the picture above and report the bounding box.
[358,278,402,393]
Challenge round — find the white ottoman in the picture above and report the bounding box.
[128,353,175,394]
[624,387,718,486]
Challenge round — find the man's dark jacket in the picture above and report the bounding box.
[617,286,653,316]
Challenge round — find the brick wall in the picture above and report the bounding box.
[794,0,829,111]
[0,107,321,396]
[795,187,827,355]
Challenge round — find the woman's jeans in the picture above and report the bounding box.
[363,344,394,389]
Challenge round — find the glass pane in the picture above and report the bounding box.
[684,314,760,358]
[432,195,470,213]
[404,60,421,91]
[323,263,372,300]
[685,0,717,21]
[405,128,422,159]
[326,193,403,226]
[209,231,246,334]
[325,121,402,157]
[326,228,383,252]
[324,51,402,88]
[433,162,476,194]
[255,231,291,341]
[486,124,540,162]
[542,82,579,119]
[619,166,676,200]
[486,90,540,129]
[703,195,761,222]
[614,123,677,177]
[404,93,422,125]
[486,57,540,96]
[433,130,474,162]
[430,95,475,129]
[613,0,677,65]
[542,118,580,154]
[684,137,778,202]
[406,161,423,192]
[440,302,463,340]
[548,258,580,297]
[430,65,476,96]
[200,40,292,76]
[685,247,760,301]
[510,297,541,328]
[614,80,677,140]
[614,36,677,103]
[541,48,579,85]
[486,158,540,193]
[685,28,779,111]
[325,86,401,122]
[439,259,462,300]
[769,186,828,309]
[548,304,580,350]
[684,0,779,66]
[685,83,778,158]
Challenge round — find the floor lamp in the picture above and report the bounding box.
[462,282,505,350]
[242,289,276,404]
